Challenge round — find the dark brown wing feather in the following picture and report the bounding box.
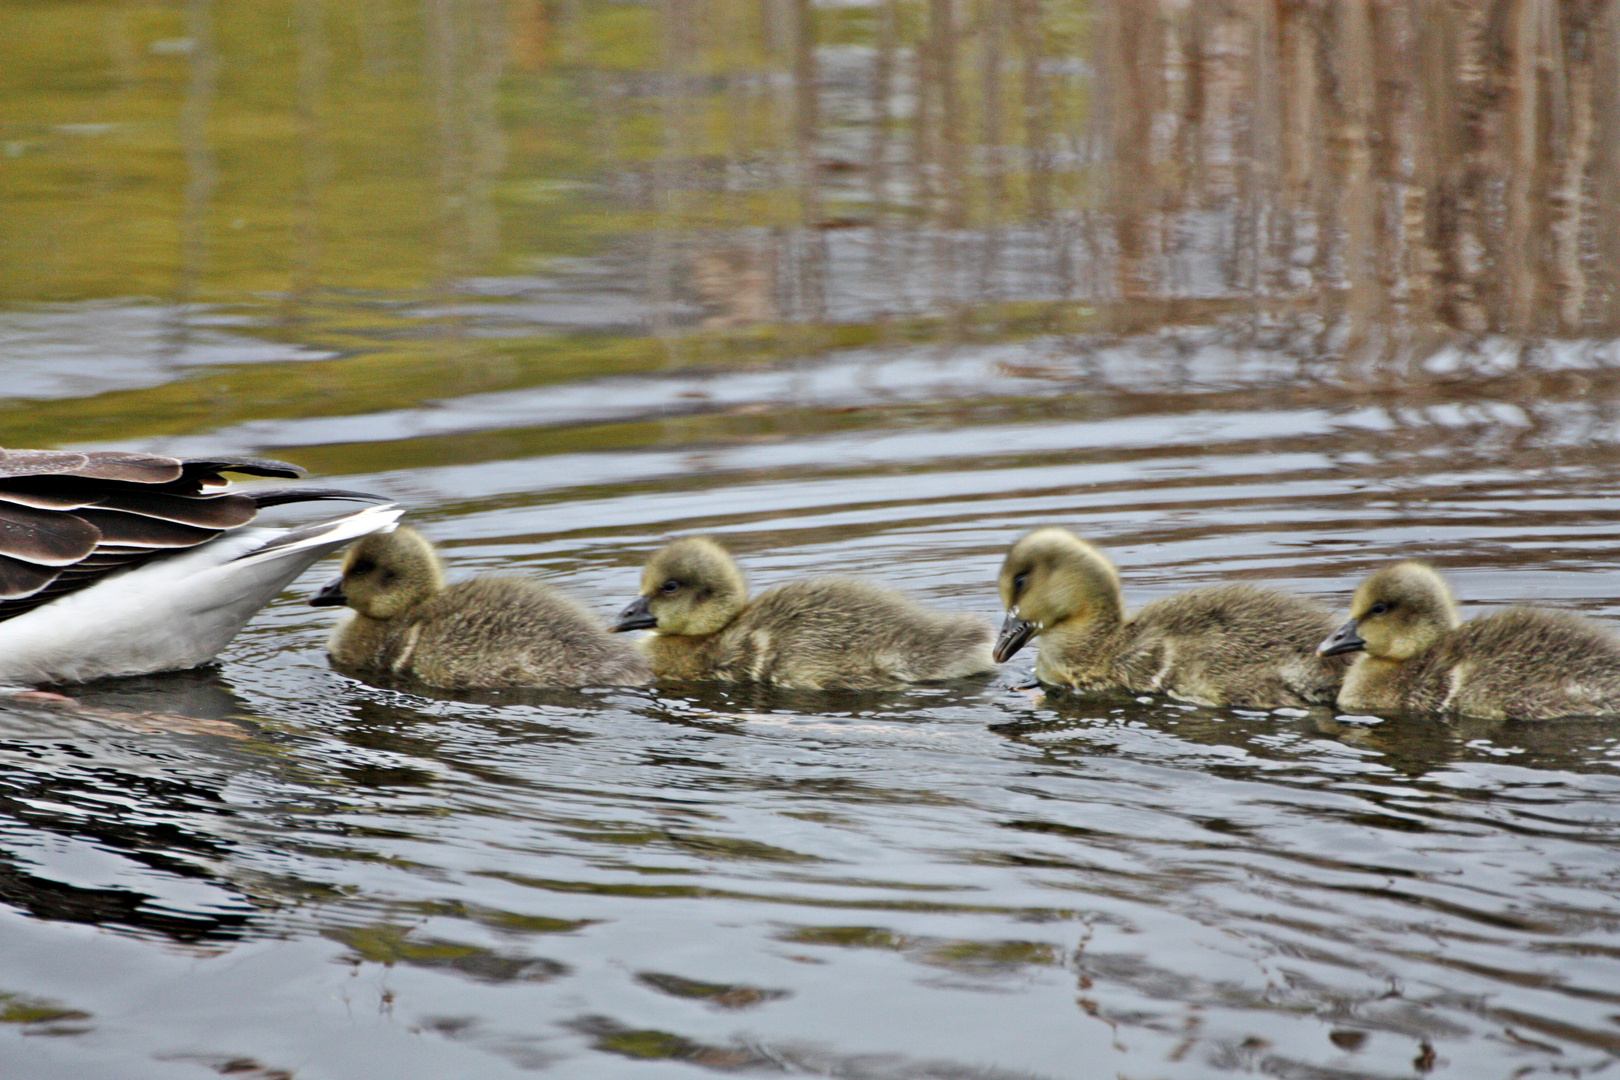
[0,504,102,566]
[0,476,113,510]
[73,452,186,484]
[71,510,224,550]
[0,450,91,479]
[0,447,372,621]
[0,555,64,600]
[89,491,257,529]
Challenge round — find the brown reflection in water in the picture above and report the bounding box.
[506,0,1620,364]
[8,1,1620,356]
[1092,3,1620,346]
[607,0,1620,346]
[426,0,507,293]
[176,0,218,345]
[291,0,330,323]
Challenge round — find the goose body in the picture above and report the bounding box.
[0,447,398,687]
[613,537,995,689]
[314,527,650,689]
[996,528,1345,707]
[1320,561,1620,721]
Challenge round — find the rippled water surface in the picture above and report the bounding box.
[8,3,1620,1078]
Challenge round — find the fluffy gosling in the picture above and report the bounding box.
[1319,561,1620,721]
[312,527,650,689]
[996,527,1345,707]
[612,536,995,689]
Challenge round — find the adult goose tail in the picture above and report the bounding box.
[0,447,402,685]
[0,501,403,687]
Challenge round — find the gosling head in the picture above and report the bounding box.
[994,527,1125,662]
[614,536,748,637]
[1318,561,1460,661]
[309,526,445,620]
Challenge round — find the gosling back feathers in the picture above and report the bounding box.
[615,536,995,689]
[315,526,650,689]
[997,527,1345,707]
[1321,561,1620,721]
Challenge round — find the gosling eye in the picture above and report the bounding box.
[351,559,376,576]
[1012,572,1028,594]
[660,578,681,594]
[1367,601,1391,616]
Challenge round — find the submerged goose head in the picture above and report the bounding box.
[994,527,1125,662]
[1319,561,1460,661]
[614,536,747,636]
[311,526,444,620]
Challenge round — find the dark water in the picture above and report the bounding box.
[6,3,1620,1078]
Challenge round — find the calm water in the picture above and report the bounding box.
[6,3,1620,1078]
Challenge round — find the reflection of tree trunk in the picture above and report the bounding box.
[648,0,683,347]
[1437,3,1490,332]
[1014,0,1051,226]
[924,0,962,325]
[867,0,898,317]
[1102,1,1162,305]
[1501,1,1539,331]
[425,0,506,313]
[1597,3,1620,334]
[1551,4,1596,328]
[467,0,507,268]
[106,2,141,90]
[359,0,397,75]
[929,0,964,230]
[290,0,330,326]
[977,0,1005,305]
[173,0,218,358]
[1374,3,1435,339]
[1238,5,1277,310]
[1328,1,1374,357]
[1274,2,1318,311]
[427,0,460,296]
[790,0,825,322]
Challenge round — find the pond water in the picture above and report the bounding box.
[6,3,1620,1078]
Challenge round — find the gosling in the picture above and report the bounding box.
[1318,561,1620,721]
[312,527,651,689]
[612,536,995,689]
[996,527,1346,707]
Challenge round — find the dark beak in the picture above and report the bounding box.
[308,575,348,608]
[993,610,1038,663]
[613,595,657,632]
[1317,618,1366,657]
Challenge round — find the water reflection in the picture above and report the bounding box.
[0,692,257,944]
[9,2,1620,366]
[8,1,1620,1078]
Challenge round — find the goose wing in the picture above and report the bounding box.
[0,502,403,685]
[0,448,384,623]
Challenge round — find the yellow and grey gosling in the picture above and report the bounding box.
[996,527,1346,708]
[612,536,995,689]
[311,527,651,689]
[1318,561,1620,721]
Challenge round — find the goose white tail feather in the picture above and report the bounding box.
[0,503,402,686]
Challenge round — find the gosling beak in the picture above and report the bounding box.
[308,575,348,607]
[1317,618,1366,657]
[993,609,1038,663]
[613,595,657,632]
